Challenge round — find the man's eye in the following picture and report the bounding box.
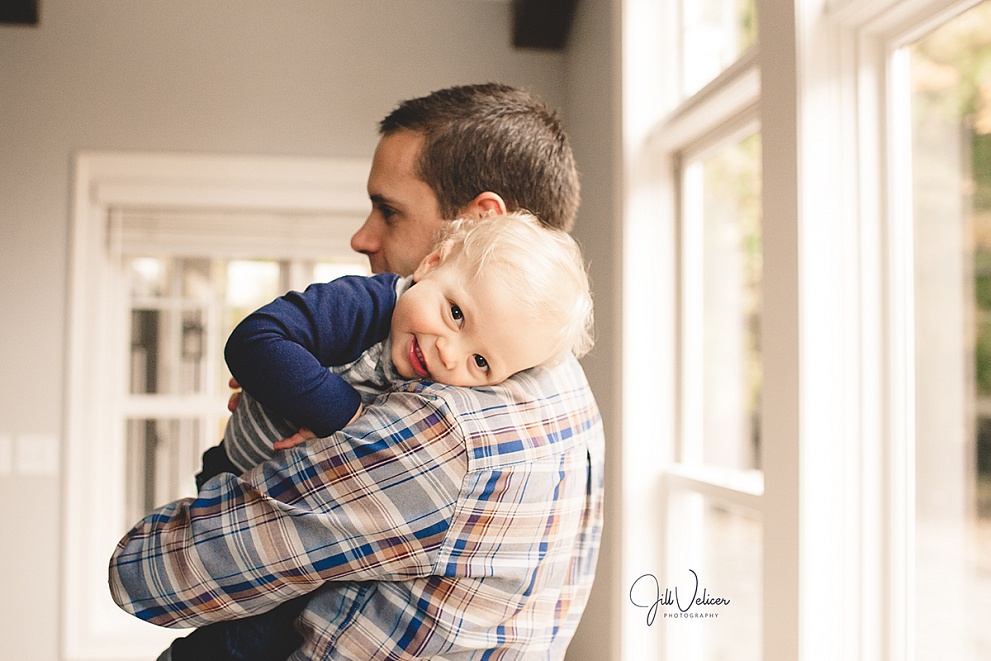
[451,304,464,326]
[473,355,489,371]
[373,204,396,225]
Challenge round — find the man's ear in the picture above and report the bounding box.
[461,191,508,218]
[413,247,444,282]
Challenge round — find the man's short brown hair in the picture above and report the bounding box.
[379,83,580,232]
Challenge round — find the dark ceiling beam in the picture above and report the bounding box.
[0,0,38,24]
[512,0,578,50]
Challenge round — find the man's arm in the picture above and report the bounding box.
[109,385,466,628]
[225,273,398,437]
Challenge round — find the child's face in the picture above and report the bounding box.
[390,250,554,387]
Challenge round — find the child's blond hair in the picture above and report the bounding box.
[433,211,594,365]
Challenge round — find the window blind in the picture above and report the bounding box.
[109,207,364,260]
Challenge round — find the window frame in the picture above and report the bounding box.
[62,151,370,659]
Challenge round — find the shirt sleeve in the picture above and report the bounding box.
[225,273,398,436]
[108,384,467,628]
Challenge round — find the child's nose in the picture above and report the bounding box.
[436,336,459,371]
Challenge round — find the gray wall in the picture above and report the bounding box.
[563,0,623,659]
[0,1,619,658]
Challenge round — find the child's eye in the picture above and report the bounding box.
[473,355,489,372]
[451,304,464,327]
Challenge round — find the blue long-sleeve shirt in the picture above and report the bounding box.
[224,272,401,438]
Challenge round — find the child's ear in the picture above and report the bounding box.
[461,191,507,218]
[413,248,444,281]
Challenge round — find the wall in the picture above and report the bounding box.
[0,2,576,659]
[563,1,624,659]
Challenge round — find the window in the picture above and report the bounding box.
[622,2,761,660]
[64,153,370,659]
[623,0,991,659]
[668,126,763,661]
[679,129,762,474]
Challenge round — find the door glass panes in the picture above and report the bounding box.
[123,253,358,524]
[909,2,991,658]
[681,0,757,97]
[681,131,763,471]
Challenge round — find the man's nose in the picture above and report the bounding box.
[350,216,378,255]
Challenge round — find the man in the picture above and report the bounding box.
[109,83,604,660]
[352,83,580,274]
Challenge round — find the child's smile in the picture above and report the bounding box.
[408,336,430,379]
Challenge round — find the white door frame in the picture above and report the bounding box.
[62,151,370,660]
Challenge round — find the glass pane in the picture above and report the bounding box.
[125,417,204,527]
[128,257,209,395]
[129,308,161,394]
[131,308,204,395]
[681,0,757,97]
[682,131,763,471]
[909,3,991,659]
[180,257,212,300]
[225,260,281,309]
[129,256,167,298]
[660,494,762,660]
[219,260,283,394]
[179,309,205,394]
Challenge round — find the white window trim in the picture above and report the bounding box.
[62,151,369,660]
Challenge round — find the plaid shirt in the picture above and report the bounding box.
[109,356,604,660]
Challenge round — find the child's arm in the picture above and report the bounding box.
[225,274,398,438]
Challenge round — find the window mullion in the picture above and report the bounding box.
[648,56,760,156]
[665,463,764,512]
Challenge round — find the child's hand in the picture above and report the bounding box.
[347,403,364,426]
[272,404,363,451]
[274,427,316,451]
[227,377,242,412]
